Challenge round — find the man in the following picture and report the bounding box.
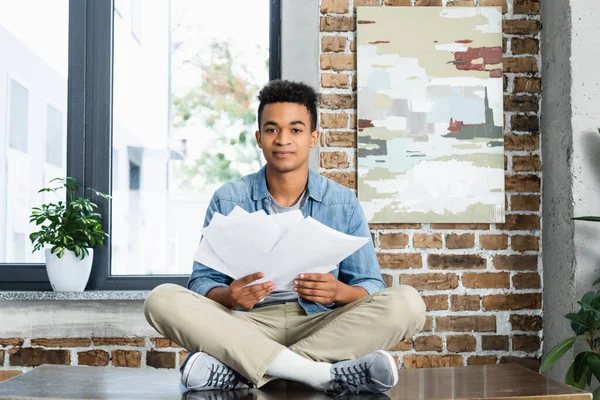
[144,80,426,395]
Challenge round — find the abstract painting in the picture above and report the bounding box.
[356,7,504,223]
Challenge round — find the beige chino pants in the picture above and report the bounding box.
[144,283,426,387]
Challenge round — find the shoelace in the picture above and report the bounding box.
[203,364,241,391]
[330,362,374,396]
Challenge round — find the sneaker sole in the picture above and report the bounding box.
[181,352,203,389]
[375,350,399,388]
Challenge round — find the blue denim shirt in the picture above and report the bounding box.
[187,165,386,315]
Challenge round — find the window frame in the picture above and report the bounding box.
[0,0,282,291]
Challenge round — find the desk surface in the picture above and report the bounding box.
[0,363,591,399]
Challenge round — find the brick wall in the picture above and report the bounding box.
[0,0,542,383]
[319,0,542,370]
[0,337,189,381]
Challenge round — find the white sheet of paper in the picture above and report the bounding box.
[193,210,369,290]
[200,210,281,277]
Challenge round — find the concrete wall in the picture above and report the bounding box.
[542,0,600,382]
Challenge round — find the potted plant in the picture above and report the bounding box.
[541,220,600,397]
[29,177,111,291]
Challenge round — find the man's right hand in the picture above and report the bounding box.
[229,272,275,310]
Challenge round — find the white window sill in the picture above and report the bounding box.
[0,291,150,301]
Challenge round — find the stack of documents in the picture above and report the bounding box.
[194,206,368,290]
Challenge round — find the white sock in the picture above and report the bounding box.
[266,348,332,390]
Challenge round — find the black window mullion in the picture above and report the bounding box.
[270,0,281,81]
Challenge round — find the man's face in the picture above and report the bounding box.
[255,102,319,174]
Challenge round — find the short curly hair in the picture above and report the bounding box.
[257,80,318,132]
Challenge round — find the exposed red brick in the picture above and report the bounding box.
[320,94,356,109]
[9,348,70,367]
[496,215,540,230]
[325,131,355,147]
[389,339,413,351]
[321,73,350,88]
[321,151,350,169]
[320,16,356,32]
[513,272,541,289]
[510,314,542,331]
[30,338,91,348]
[400,273,459,290]
[505,174,541,192]
[415,336,443,352]
[512,235,539,251]
[431,223,490,230]
[446,233,474,249]
[479,234,508,250]
[503,19,540,35]
[493,255,537,270]
[321,0,350,14]
[0,338,24,347]
[378,253,422,269]
[92,337,145,347]
[513,335,541,352]
[414,233,442,249]
[146,351,176,369]
[379,233,409,249]
[511,195,540,211]
[423,295,448,311]
[513,0,540,14]
[404,355,463,368]
[436,316,496,332]
[482,335,509,351]
[320,113,349,129]
[468,356,498,366]
[483,293,542,310]
[428,254,486,270]
[112,350,142,368]
[150,338,181,348]
[320,54,356,70]
[447,336,476,352]
[78,350,109,366]
[462,272,510,289]
[451,295,480,311]
[322,171,356,189]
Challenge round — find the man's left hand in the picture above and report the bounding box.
[293,273,339,305]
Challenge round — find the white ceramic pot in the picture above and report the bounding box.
[44,248,94,292]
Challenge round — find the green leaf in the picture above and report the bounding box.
[573,216,600,222]
[587,353,600,382]
[582,292,597,307]
[541,337,577,372]
[574,351,591,382]
[566,312,591,334]
[566,361,589,390]
[594,386,600,400]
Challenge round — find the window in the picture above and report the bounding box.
[111,0,274,277]
[1,0,281,290]
[0,0,69,270]
[46,104,64,167]
[8,80,29,153]
[130,0,142,44]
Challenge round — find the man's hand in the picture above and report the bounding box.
[293,273,340,305]
[230,272,275,310]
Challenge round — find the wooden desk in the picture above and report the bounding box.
[0,363,591,399]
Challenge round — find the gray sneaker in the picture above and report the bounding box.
[181,352,251,391]
[328,350,398,395]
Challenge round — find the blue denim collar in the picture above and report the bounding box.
[252,165,323,203]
